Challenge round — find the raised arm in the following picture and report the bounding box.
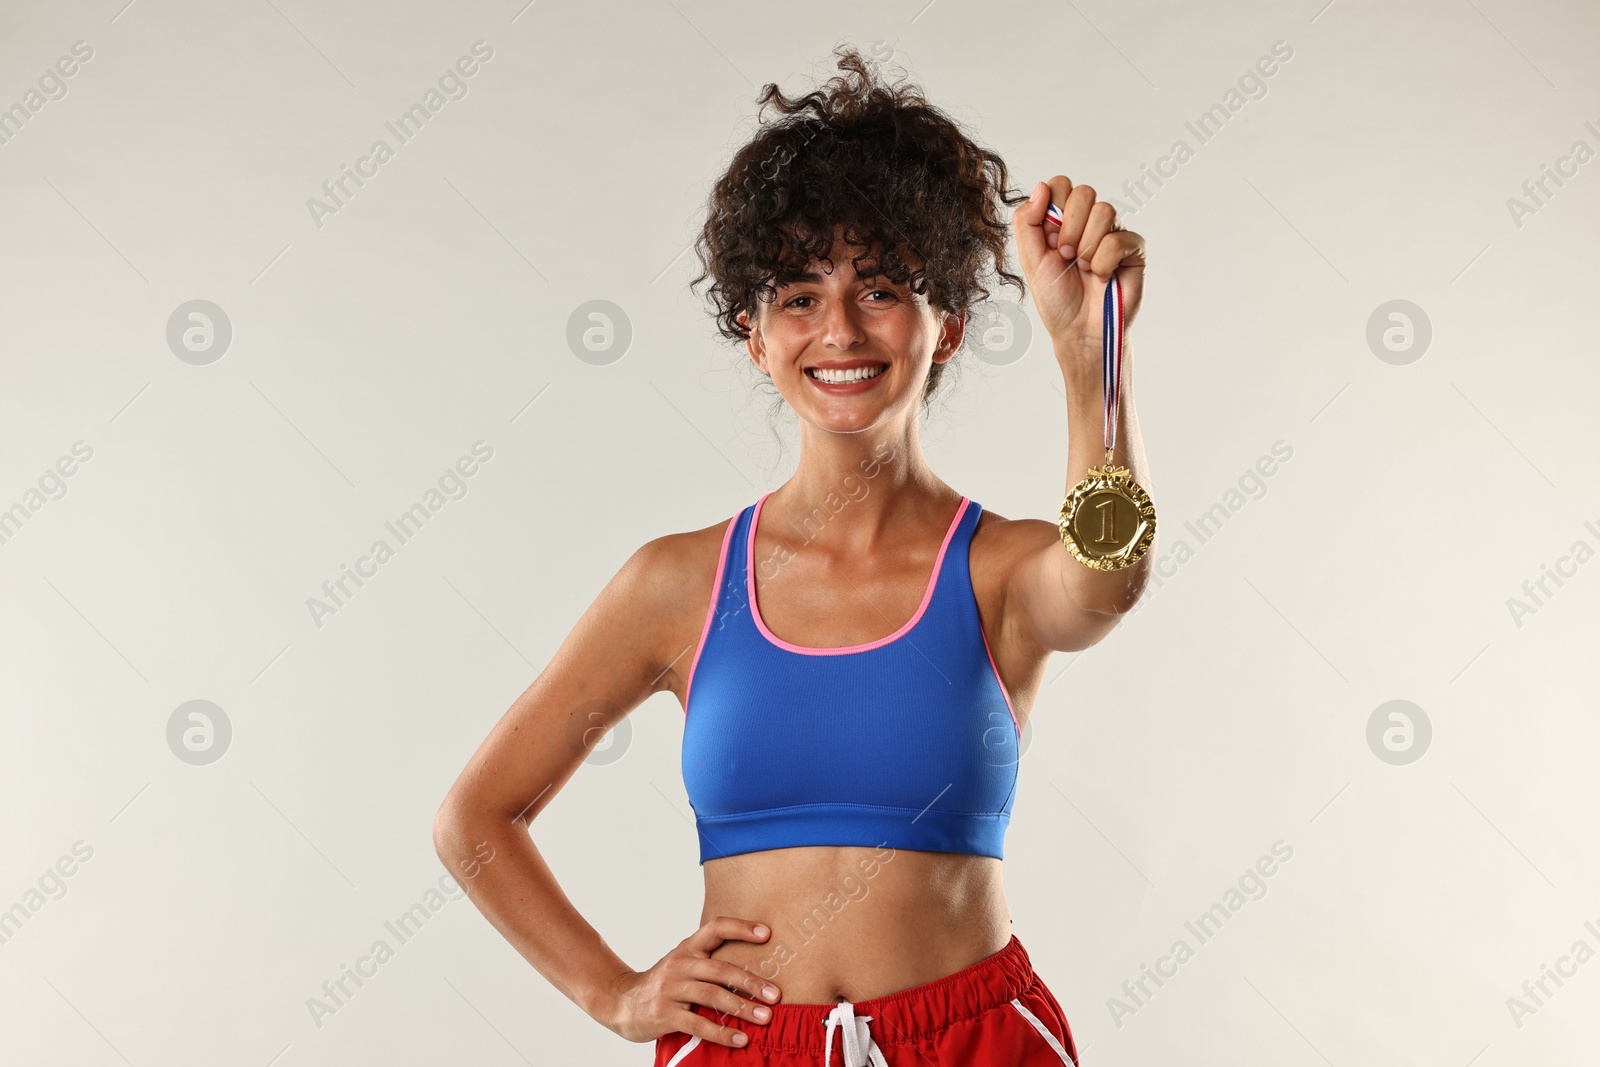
[1004,175,1156,652]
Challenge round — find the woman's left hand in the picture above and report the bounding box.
[1013,176,1146,366]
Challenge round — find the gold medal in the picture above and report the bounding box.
[1059,447,1156,570]
[1053,263,1155,570]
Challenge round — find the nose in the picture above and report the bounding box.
[818,296,867,351]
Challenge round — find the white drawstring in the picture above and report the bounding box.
[823,1000,890,1067]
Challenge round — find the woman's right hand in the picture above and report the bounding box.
[597,916,783,1047]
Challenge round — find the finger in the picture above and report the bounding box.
[1013,181,1052,273]
[673,1008,754,1050]
[1045,175,1075,229]
[686,916,769,956]
[1042,175,1077,251]
[699,959,781,1004]
[683,979,774,1026]
[1015,175,1074,271]
[1092,232,1144,279]
[1051,183,1097,263]
[1074,201,1120,273]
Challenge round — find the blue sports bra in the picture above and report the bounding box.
[680,491,1021,865]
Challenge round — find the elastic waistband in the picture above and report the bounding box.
[691,934,1036,1052]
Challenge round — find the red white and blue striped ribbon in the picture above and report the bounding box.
[1046,199,1124,455]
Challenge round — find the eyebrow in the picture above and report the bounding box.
[776,270,898,288]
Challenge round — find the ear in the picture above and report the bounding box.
[932,309,965,364]
[739,307,769,375]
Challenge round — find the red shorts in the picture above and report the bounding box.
[654,934,1078,1066]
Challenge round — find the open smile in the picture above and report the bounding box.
[805,362,890,390]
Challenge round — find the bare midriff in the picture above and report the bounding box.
[701,844,1012,1005]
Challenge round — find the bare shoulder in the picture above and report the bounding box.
[968,506,1063,631]
[626,514,734,606]
[622,513,738,704]
[968,506,1061,588]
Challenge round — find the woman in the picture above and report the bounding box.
[434,46,1151,1065]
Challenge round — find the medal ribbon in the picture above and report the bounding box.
[1046,199,1123,461]
[1102,270,1124,459]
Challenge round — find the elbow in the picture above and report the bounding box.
[432,791,470,862]
[1070,589,1139,619]
[1096,590,1146,618]
[433,787,529,868]
[1087,565,1154,617]
[434,790,513,889]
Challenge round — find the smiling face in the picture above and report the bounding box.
[738,231,965,435]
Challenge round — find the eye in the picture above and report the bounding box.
[782,289,894,309]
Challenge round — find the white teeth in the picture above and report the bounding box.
[810,364,885,384]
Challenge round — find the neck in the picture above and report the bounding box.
[767,417,956,551]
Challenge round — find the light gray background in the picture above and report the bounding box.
[2,0,1596,1063]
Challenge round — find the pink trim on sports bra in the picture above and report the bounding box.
[746,490,971,656]
[978,612,1021,732]
[682,515,739,715]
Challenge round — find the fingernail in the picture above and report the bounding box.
[734,1032,748,1045]
[1059,245,1077,260]
[754,1006,771,1021]
[1030,183,1045,204]
[763,985,779,1001]
[753,924,769,937]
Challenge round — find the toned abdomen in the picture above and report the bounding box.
[701,844,1012,1004]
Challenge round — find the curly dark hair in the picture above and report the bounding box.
[689,43,1031,413]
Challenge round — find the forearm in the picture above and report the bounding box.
[433,806,632,1023]
[1056,337,1156,614]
